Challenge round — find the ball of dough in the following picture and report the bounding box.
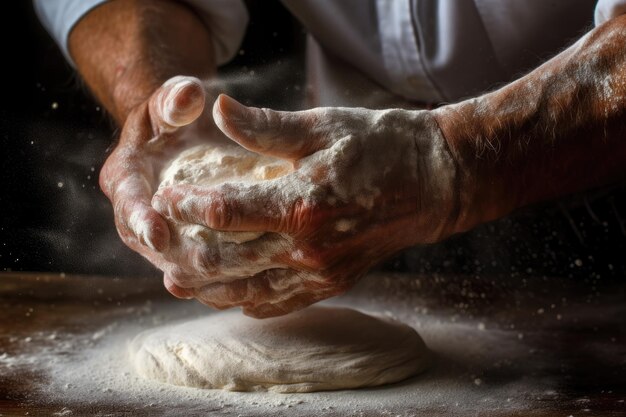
[129,306,430,393]
[159,144,291,244]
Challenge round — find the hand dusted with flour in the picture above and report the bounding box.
[98,76,238,299]
[69,1,224,299]
[153,15,626,316]
[74,1,626,316]
[153,95,458,317]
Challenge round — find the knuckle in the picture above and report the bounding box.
[286,198,308,233]
[244,304,281,319]
[288,195,331,236]
[199,296,231,311]
[226,280,249,303]
[255,108,283,149]
[205,192,236,229]
[195,285,234,310]
[260,108,280,132]
[193,248,220,276]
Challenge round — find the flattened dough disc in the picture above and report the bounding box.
[129,306,430,393]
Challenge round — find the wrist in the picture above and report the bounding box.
[431,98,519,234]
[405,110,462,243]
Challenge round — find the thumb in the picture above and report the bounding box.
[150,76,206,132]
[212,94,327,160]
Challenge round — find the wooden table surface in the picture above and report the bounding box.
[0,272,624,416]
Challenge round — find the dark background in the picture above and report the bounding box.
[1,1,625,288]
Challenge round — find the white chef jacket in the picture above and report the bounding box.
[33,0,626,107]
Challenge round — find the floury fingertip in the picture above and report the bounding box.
[161,77,205,127]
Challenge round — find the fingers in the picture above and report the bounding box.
[163,273,194,299]
[192,269,334,318]
[212,94,328,160]
[194,268,308,312]
[101,144,171,252]
[152,181,307,234]
[164,231,289,283]
[102,76,206,253]
[150,76,206,132]
[243,291,324,318]
[107,164,171,252]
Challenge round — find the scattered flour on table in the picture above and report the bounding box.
[1,297,555,416]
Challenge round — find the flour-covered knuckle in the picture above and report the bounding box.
[193,268,309,314]
[243,283,338,318]
[315,107,372,138]
[193,293,232,311]
[137,208,170,252]
[194,245,234,278]
[241,270,353,318]
[255,108,326,158]
[167,232,286,282]
[163,257,212,288]
[242,292,319,318]
[280,195,317,236]
[170,243,222,279]
[113,192,168,252]
[202,188,239,231]
[211,179,305,233]
[112,192,170,252]
[152,185,205,225]
[167,179,303,234]
[153,184,242,230]
[193,277,260,310]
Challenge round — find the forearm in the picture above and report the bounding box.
[434,15,626,232]
[68,0,216,124]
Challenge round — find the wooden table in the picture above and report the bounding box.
[0,272,624,416]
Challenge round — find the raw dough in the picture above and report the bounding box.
[159,143,291,244]
[129,306,430,393]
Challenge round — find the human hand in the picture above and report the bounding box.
[99,75,228,299]
[152,94,460,317]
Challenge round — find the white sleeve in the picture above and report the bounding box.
[32,0,248,67]
[595,0,626,25]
